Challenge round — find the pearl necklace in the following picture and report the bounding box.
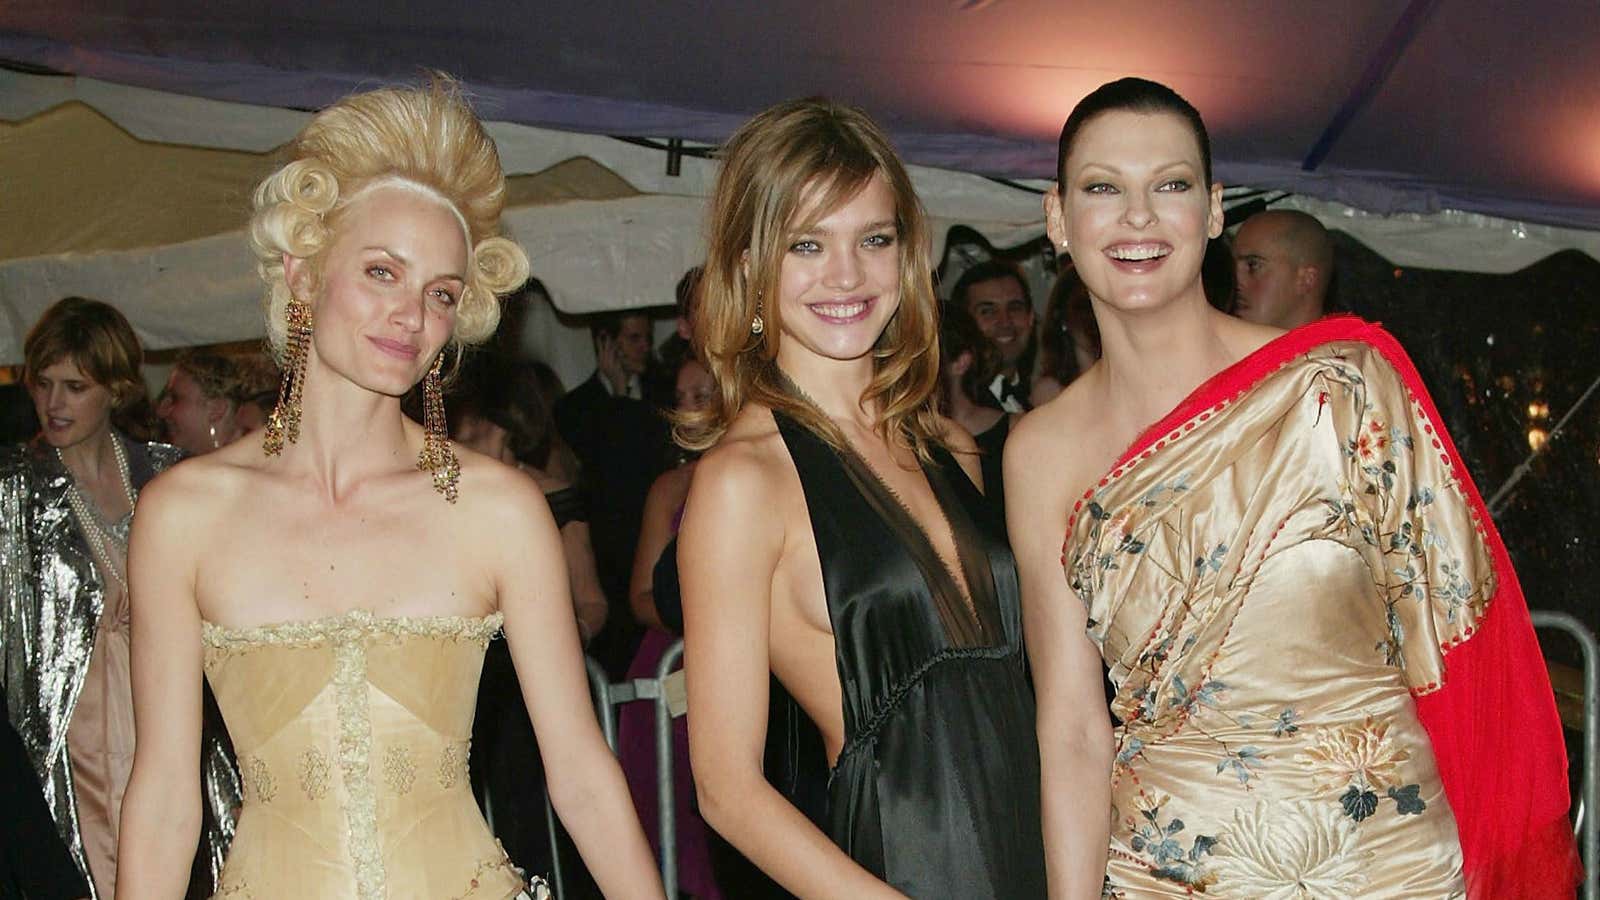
[58,436,136,594]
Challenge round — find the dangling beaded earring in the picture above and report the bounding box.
[417,350,461,503]
[263,297,313,456]
[750,295,765,336]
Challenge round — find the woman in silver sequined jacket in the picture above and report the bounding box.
[0,297,238,899]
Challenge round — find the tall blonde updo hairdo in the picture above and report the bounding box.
[249,76,530,363]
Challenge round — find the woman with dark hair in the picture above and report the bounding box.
[1010,76,1576,897]
[1028,266,1100,407]
[0,296,180,898]
[678,97,1045,898]
[937,303,1014,516]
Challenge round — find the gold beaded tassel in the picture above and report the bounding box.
[417,351,461,503]
[263,297,313,456]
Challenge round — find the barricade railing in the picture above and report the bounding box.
[541,646,688,900]
[1532,610,1598,900]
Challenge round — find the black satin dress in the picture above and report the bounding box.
[774,413,1045,898]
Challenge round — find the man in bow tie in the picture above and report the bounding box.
[949,259,1036,412]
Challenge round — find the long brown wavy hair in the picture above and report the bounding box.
[675,97,943,458]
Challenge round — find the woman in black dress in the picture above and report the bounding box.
[676,98,1046,898]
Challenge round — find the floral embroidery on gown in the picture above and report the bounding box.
[1063,318,1576,899]
[202,611,529,899]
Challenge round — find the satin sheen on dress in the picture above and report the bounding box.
[773,412,1046,898]
[202,611,525,899]
[1065,318,1576,898]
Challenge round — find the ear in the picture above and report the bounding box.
[203,395,232,425]
[1295,263,1321,295]
[1043,186,1069,251]
[282,252,313,302]
[1206,181,1225,240]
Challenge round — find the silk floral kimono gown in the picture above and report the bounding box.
[1063,317,1578,898]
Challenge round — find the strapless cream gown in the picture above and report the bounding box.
[202,610,528,899]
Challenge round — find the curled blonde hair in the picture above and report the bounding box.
[675,98,942,457]
[249,77,530,362]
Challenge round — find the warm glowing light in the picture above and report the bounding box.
[1527,427,1549,451]
[1527,400,1550,420]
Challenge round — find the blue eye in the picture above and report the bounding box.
[367,265,395,280]
[789,239,821,254]
[430,287,458,306]
[863,233,897,249]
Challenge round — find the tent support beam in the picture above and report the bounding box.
[1300,0,1440,172]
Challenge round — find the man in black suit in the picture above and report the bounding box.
[950,259,1036,412]
[554,309,666,675]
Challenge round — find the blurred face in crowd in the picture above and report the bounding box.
[964,275,1034,368]
[157,367,228,454]
[615,315,652,377]
[1047,110,1223,315]
[29,357,116,450]
[774,173,903,370]
[674,359,716,413]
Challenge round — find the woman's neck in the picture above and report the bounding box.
[280,359,418,500]
[1095,294,1237,430]
[777,351,878,430]
[57,423,119,484]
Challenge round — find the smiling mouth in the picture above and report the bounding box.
[368,337,421,359]
[1105,243,1172,262]
[808,298,873,322]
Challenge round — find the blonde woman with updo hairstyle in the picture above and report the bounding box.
[117,79,664,900]
[677,98,1046,898]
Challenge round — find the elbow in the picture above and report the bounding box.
[691,760,749,837]
[628,589,657,629]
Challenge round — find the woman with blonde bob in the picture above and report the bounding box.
[678,98,1046,898]
[116,79,664,899]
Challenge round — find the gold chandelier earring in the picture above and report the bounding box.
[263,296,313,456]
[417,349,461,503]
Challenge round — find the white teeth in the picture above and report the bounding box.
[1108,245,1170,261]
[814,302,866,318]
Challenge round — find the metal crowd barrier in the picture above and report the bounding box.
[1532,610,1597,900]
[543,643,689,900]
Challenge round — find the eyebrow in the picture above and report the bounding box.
[1076,161,1196,176]
[799,219,899,236]
[363,247,465,282]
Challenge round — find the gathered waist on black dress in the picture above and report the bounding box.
[831,644,1022,771]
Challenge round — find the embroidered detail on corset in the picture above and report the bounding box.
[299,747,331,800]
[439,741,469,789]
[333,638,385,899]
[446,841,525,900]
[384,745,417,794]
[201,609,504,657]
[242,755,276,803]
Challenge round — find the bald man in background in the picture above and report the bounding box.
[1232,209,1335,329]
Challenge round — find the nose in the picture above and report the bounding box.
[391,289,426,332]
[1121,190,1157,229]
[822,246,865,291]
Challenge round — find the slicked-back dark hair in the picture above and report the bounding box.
[1056,77,1212,188]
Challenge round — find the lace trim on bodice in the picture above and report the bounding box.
[202,609,504,653]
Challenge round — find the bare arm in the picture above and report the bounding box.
[493,475,665,899]
[628,467,689,632]
[1005,418,1114,899]
[560,520,608,645]
[116,473,206,899]
[680,447,905,900]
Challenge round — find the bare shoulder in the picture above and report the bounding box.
[1215,311,1285,360]
[1006,367,1110,513]
[684,405,790,522]
[453,445,552,529]
[138,438,261,523]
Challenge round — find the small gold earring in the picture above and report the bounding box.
[750,309,765,335]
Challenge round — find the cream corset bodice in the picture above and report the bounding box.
[202,610,525,900]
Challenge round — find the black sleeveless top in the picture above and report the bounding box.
[774,412,1045,898]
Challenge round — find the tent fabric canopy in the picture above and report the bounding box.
[3,0,1599,228]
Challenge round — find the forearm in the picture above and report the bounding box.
[1039,728,1113,899]
[547,753,665,899]
[697,772,906,900]
[115,774,202,899]
[628,589,666,632]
